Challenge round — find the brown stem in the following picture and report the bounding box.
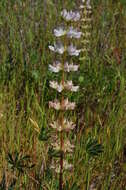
[59,94,64,190]
[59,130,63,190]
[59,35,65,189]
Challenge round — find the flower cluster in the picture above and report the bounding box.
[49,61,79,73]
[49,43,81,56]
[48,0,87,188]
[50,159,73,174]
[49,80,79,93]
[50,119,75,132]
[49,98,76,110]
[54,26,82,39]
[80,0,92,60]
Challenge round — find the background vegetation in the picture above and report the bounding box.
[0,0,126,189]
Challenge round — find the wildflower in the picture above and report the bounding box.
[63,160,73,171]
[64,62,79,72]
[61,9,81,22]
[54,27,66,37]
[49,98,76,110]
[67,27,82,39]
[50,119,76,132]
[50,160,73,173]
[67,44,81,56]
[49,80,79,92]
[49,61,62,73]
[51,139,74,153]
[49,42,65,54]
[86,0,92,9]
[49,81,63,93]
[63,98,76,110]
[49,61,79,73]
[49,99,61,110]
[48,1,83,187]
[64,80,79,92]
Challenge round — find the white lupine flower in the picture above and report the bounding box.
[61,9,81,22]
[64,62,79,72]
[49,61,79,73]
[50,163,60,174]
[67,44,81,56]
[64,80,79,92]
[49,42,65,54]
[86,0,92,9]
[49,99,61,110]
[49,98,75,110]
[54,27,66,37]
[49,81,63,92]
[63,160,73,171]
[49,61,62,73]
[50,119,76,132]
[64,139,75,153]
[51,139,74,153]
[80,5,85,9]
[80,0,92,10]
[67,27,82,39]
[49,80,79,92]
[50,160,73,173]
[79,4,87,9]
[63,98,76,110]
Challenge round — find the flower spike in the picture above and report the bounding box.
[49,98,76,110]
[50,119,76,132]
[49,80,79,92]
[61,9,81,22]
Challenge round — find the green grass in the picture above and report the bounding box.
[0,0,126,189]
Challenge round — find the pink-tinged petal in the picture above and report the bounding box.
[49,61,62,73]
[50,119,75,132]
[49,100,61,110]
[61,9,81,22]
[54,27,66,37]
[67,44,81,56]
[67,27,82,39]
[48,43,65,54]
[49,98,75,110]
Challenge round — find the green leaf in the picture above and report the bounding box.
[86,138,104,158]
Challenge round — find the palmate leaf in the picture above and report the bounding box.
[86,138,104,158]
[7,152,35,174]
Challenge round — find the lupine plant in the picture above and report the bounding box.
[48,0,92,189]
[80,0,92,61]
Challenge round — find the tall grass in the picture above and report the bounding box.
[0,0,126,189]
